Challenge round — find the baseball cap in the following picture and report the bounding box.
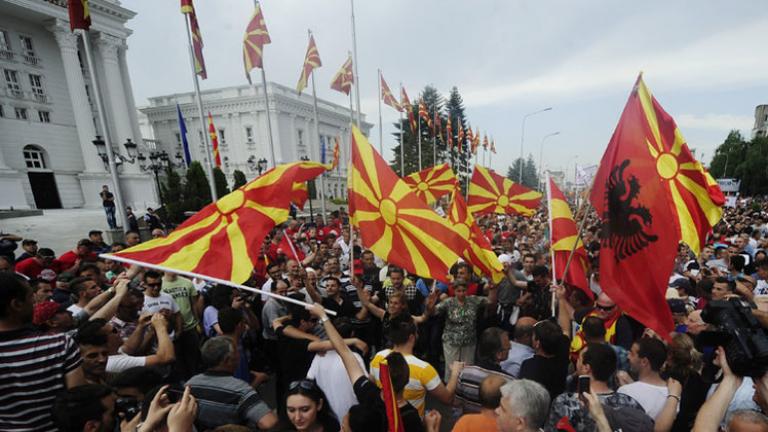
[21,239,37,246]
[88,230,103,237]
[33,301,68,326]
[77,239,94,248]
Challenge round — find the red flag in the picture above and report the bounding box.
[433,110,442,139]
[208,112,221,167]
[330,54,353,95]
[547,176,591,297]
[381,74,401,112]
[278,231,305,262]
[466,127,474,154]
[243,2,271,82]
[180,0,193,13]
[446,118,453,152]
[331,137,341,170]
[468,165,542,217]
[379,361,405,432]
[297,34,321,94]
[67,0,91,31]
[418,100,431,129]
[400,87,417,133]
[187,3,206,80]
[403,163,459,205]
[457,122,465,150]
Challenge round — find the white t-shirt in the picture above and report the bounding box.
[142,292,180,315]
[106,353,147,373]
[618,381,670,419]
[306,350,365,421]
[66,304,83,315]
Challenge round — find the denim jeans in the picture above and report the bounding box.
[104,206,117,229]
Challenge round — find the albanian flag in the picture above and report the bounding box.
[547,175,590,297]
[111,162,327,283]
[468,165,542,217]
[403,163,459,206]
[447,190,505,284]
[590,75,724,339]
[348,126,466,283]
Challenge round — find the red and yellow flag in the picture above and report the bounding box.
[403,163,459,206]
[465,127,473,154]
[380,74,401,112]
[490,138,496,154]
[433,110,442,139]
[547,175,590,297]
[331,136,341,170]
[590,75,724,339]
[243,2,271,83]
[349,126,466,282]
[473,128,480,153]
[446,117,453,151]
[457,122,465,150]
[296,34,321,94]
[400,87,417,133]
[291,182,310,210]
[483,134,489,151]
[447,190,505,283]
[67,0,91,31]
[186,1,206,80]
[379,360,404,432]
[207,112,221,167]
[418,100,431,129]
[111,162,328,283]
[330,54,353,95]
[468,165,542,217]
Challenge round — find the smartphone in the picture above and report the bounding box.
[577,375,590,395]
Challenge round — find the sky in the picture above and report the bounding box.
[123,0,768,179]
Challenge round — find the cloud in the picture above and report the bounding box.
[676,114,753,132]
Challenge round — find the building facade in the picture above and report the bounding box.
[0,0,155,211]
[139,82,371,199]
[753,104,768,139]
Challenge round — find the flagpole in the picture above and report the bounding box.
[432,121,437,166]
[399,94,405,176]
[545,172,557,317]
[377,69,383,155]
[350,0,362,126]
[183,14,218,201]
[309,36,328,225]
[79,30,127,231]
[418,106,422,171]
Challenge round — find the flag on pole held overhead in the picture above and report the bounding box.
[296,34,321,94]
[400,87,417,133]
[468,165,542,217]
[184,0,206,79]
[547,176,591,297]
[590,75,724,339]
[447,190,505,284]
[379,361,405,432]
[348,126,467,282]
[380,74,401,112]
[110,162,329,283]
[403,163,459,205]
[243,2,271,83]
[446,117,453,152]
[67,0,91,31]
[330,54,354,95]
[208,112,221,167]
[176,104,192,167]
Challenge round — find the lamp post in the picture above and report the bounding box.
[137,150,184,209]
[92,136,143,232]
[519,107,552,184]
[538,131,560,190]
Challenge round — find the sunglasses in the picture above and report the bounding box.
[595,303,616,311]
[144,282,161,289]
[288,379,317,392]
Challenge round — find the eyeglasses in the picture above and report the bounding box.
[595,303,616,311]
[144,282,161,289]
[288,379,317,392]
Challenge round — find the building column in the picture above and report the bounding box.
[94,33,139,174]
[47,20,103,173]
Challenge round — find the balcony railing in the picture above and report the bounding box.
[5,88,23,99]
[32,93,48,103]
[0,49,14,61]
[2,88,50,104]
[22,54,41,66]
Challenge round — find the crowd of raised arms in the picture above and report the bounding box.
[3,199,768,432]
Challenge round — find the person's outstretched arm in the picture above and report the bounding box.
[692,347,742,432]
[307,303,366,384]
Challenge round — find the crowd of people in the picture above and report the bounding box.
[2,200,768,432]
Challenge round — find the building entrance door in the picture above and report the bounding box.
[27,172,62,209]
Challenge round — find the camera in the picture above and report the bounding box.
[696,297,768,377]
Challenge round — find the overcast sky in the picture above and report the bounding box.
[123,0,768,178]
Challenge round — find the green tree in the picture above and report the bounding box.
[183,161,212,212]
[709,130,747,179]
[444,87,471,193]
[391,85,447,177]
[213,167,230,198]
[232,169,247,189]
[506,155,539,189]
[161,167,185,223]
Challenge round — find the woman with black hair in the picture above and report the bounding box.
[285,379,340,432]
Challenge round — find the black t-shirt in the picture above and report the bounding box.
[100,191,115,207]
[352,377,424,432]
[321,296,358,319]
[670,371,710,432]
[275,326,315,385]
[574,308,634,350]
[519,352,569,400]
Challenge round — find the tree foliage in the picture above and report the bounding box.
[709,130,768,196]
[161,167,185,223]
[183,162,212,212]
[213,167,230,198]
[232,169,247,190]
[506,155,539,189]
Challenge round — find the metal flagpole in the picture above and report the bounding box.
[399,96,405,176]
[80,31,127,231]
[377,69,383,155]
[183,14,217,200]
[309,46,328,224]
[350,0,362,126]
[545,172,558,317]
[417,106,422,171]
[249,0,277,168]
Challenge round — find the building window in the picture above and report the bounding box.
[29,74,46,103]
[38,110,50,123]
[19,35,38,65]
[4,69,21,97]
[0,30,11,61]
[175,132,182,146]
[0,105,4,118]
[218,128,226,144]
[245,126,253,142]
[14,107,27,120]
[23,146,46,169]
[297,129,304,147]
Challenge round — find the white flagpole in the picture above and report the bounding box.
[183,14,218,200]
[309,33,327,225]
[377,69,383,155]
[417,104,422,171]
[79,30,127,230]
[546,172,557,317]
[399,88,405,176]
[249,1,277,168]
[350,0,362,126]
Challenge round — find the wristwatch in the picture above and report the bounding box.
[319,316,329,324]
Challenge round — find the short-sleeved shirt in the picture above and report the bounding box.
[435,296,488,346]
[0,328,82,432]
[203,306,220,338]
[452,413,499,432]
[187,371,272,430]
[260,299,287,340]
[370,349,441,416]
[618,381,671,419]
[142,292,180,315]
[275,326,314,385]
[162,277,199,331]
[321,295,358,319]
[100,191,115,207]
[353,377,424,432]
[546,391,646,432]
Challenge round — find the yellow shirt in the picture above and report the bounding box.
[370,349,441,416]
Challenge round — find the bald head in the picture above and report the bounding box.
[479,375,508,410]
[514,317,537,345]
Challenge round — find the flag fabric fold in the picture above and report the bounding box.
[348,126,466,282]
[418,100,431,130]
[400,87,417,132]
[457,122,465,151]
[112,162,328,283]
[330,54,354,95]
[379,361,405,432]
[433,111,442,140]
[67,0,91,31]
[403,163,459,205]
[243,2,271,82]
[208,112,221,167]
[590,75,724,339]
[176,104,192,167]
[446,118,453,152]
[547,175,591,297]
[186,1,206,80]
[468,165,542,217]
[380,75,401,112]
[297,34,321,94]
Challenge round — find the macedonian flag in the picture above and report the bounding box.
[403,163,459,206]
[243,2,271,83]
[110,162,327,283]
[468,165,542,217]
[349,126,466,282]
[590,74,724,339]
[547,175,590,297]
[447,190,504,284]
[296,33,321,94]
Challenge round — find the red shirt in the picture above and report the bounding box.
[14,257,62,281]
[57,250,97,271]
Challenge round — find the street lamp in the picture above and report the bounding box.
[137,149,183,209]
[300,155,314,222]
[538,131,560,190]
[258,158,268,175]
[519,107,553,183]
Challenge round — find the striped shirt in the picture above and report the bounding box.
[370,349,441,417]
[0,327,82,432]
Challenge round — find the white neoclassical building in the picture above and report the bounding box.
[139,82,371,199]
[0,0,155,210]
